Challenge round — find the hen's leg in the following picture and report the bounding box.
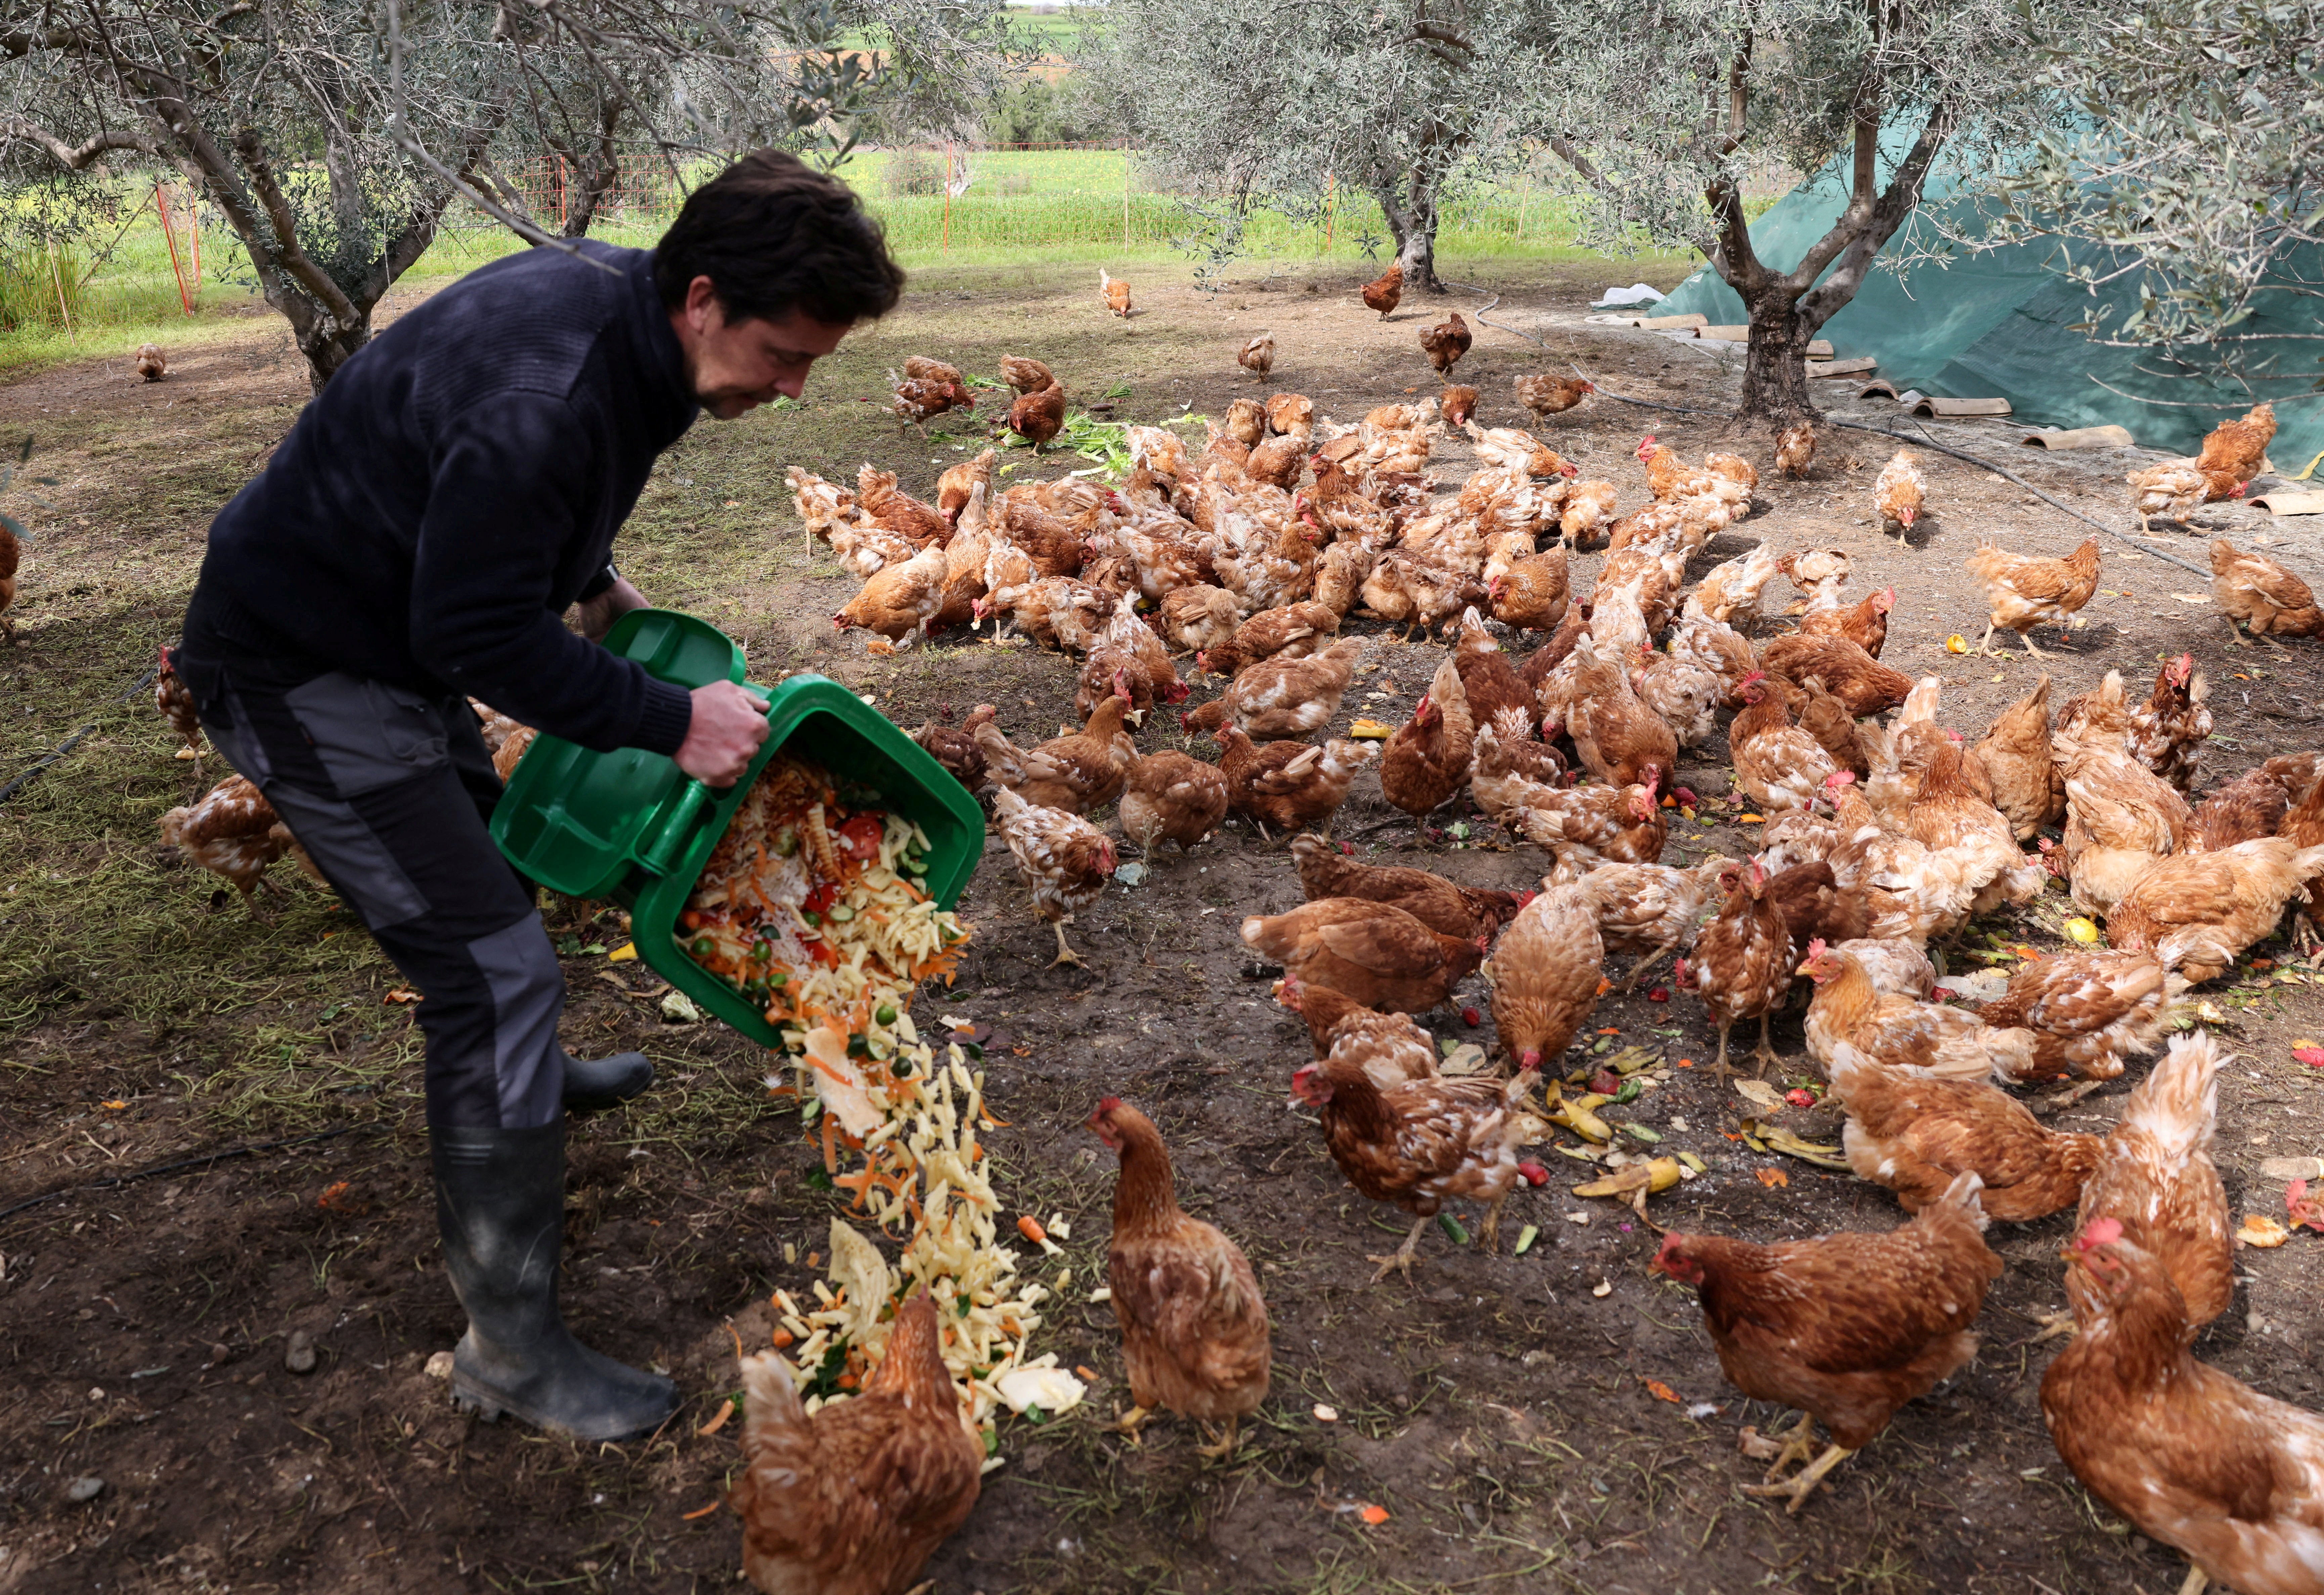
[1750,1015,1782,1077]
[2028,1309,2076,1343]
[1743,1442,1855,1514]
[1115,1405,1152,1443]
[1621,940,1676,994]
[2177,1565,2211,1595]
[1739,1411,1818,1480]
[2224,613,2255,648]
[1976,622,1997,656]
[1366,1215,1433,1284]
[2018,629,2050,658]
[1194,1415,1239,1461]
[1476,1194,1507,1255]
[1709,1017,1736,1078]
[2294,910,2323,959]
[1049,916,1086,968]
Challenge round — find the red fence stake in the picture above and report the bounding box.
[156,184,196,315]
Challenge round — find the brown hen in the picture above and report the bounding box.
[1290,832,1528,942]
[1119,749,1229,855]
[1965,536,2101,657]
[2210,537,2324,647]
[1651,1171,2001,1513]
[733,1288,981,1595]
[1360,263,1404,320]
[1378,654,1475,817]
[2193,400,2274,501]
[2076,1030,2232,1334]
[1973,674,2065,840]
[2128,653,2211,791]
[1484,882,1603,1069]
[1291,1054,1537,1281]
[1090,1098,1271,1458]
[1827,1043,2101,1222]
[1243,897,1486,1017]
[1211,728,1377,837]
[1419,312,1471,379]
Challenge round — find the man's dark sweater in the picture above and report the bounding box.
[185,240,699,756]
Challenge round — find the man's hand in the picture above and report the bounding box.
[575,576,650,642]
[675,680,769,786]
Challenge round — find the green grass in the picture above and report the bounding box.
[0,151,1693,372]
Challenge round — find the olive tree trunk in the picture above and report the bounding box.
[1373,175,1444,293]
[1710,94,1956,424]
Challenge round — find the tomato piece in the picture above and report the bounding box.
[804,883,838,916]
[838,815,885,860]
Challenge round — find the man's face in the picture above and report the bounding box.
[671,275,852,419]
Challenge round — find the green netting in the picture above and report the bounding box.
[1659,142,2324,480]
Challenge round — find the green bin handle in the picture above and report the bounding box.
[634,682,774,878]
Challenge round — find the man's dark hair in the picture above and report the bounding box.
[654,150,905,326]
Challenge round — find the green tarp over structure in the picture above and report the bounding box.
[1658,152,2324,481]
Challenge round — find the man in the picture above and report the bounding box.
[173,152,905,1441]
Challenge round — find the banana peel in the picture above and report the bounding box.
[1743,1118,1851,1171]
[1548,1093,1614,1143]
[1603,1045,1658,1076]
[1572,1157,1684,1217]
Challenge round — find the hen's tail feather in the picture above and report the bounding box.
[1929,1168,1991,1231]
[2120,1029,2224,1156]
[737,1350,809,1457]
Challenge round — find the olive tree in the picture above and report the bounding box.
[0,0,1003,387]
[1075,0,1556,292]
[1537,0,2099,421]
[1983,0,2323,375]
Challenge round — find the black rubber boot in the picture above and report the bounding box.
[560,1048,652,1111]
[432,1122,678,1441]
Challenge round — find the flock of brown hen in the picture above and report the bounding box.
[762,302,2324,1589]
[119,258,2323,1591]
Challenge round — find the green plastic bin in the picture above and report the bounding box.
[490,608,985,1046]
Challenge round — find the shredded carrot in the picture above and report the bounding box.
[697,1398,736,1437]
[821,1112,839,1174]
[1017,1214,1047,1246]
[726,1322,745,1362]
[682,1501,723,1521]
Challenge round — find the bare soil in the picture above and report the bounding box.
[6,255,2324,1595]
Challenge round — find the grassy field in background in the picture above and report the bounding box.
[0,153,1699,376]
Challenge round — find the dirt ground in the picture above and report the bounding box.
[6,252,2324,1595]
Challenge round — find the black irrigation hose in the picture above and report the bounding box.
[1436,278,1543,351]
[0,1122,387,1225]
[0,663,163,807]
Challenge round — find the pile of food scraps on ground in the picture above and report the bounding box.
[765,1028,1077,1449]
[685,750,1071,1445]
